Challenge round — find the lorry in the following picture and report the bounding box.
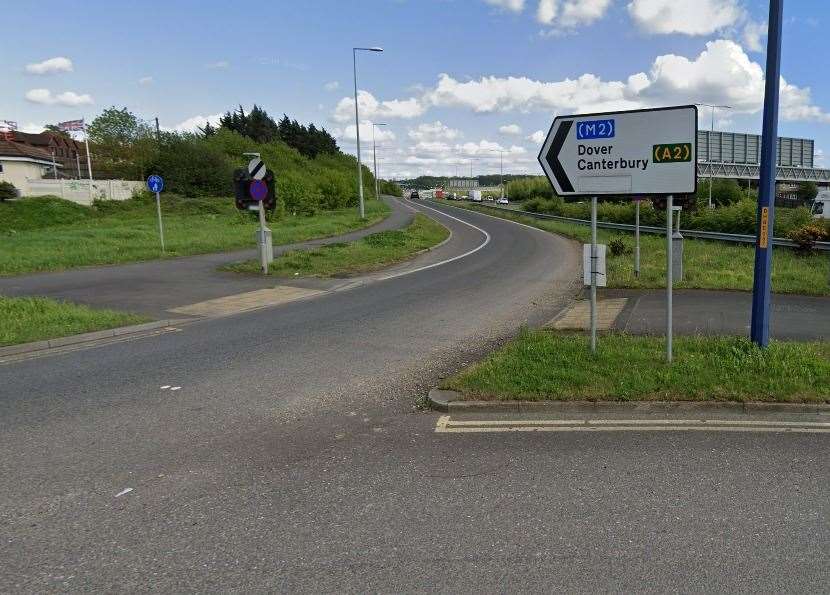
[469,189,483,202]
[812,191,830,220]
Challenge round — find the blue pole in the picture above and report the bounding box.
[750,0,784,347]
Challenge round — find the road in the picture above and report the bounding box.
[1,199,828,592]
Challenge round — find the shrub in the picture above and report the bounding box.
[0,181,18,201]
[608,236,631,256]
[788,224,829,255]
[509,177,555,202]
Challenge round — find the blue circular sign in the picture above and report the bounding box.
[147,175,164,193]
[249,179,268,202]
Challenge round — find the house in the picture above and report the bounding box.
[12,131,88,178]
[0,140,60,193]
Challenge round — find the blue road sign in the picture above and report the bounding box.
[576,119,615,140]
[147,175,164,193]
[249,179,268,202]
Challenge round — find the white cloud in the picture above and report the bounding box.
[338,123,397,143]
[25,88,93,106]
[537,0,612,27]
[528,130,547,144]
[408,121,462,142]
[499,124,522,135]
[742,20,767,52]
[332,90,425,123]
[456,139,527,157]
[20,122,46,134]
[169,113,222,133]
[25,57,73,75]
[484,0,525,12]
[627,0,743,36]
[138,76,154,86]
[324,81,340,91]
[205,60,229,70]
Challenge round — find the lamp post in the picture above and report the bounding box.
[372,122,387,201]
[696,103,732,209]
[353,46,384,219]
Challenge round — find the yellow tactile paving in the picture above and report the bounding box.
[548,298,628,331]
[170,286,324,318]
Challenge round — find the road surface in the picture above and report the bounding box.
[1,199,827,593]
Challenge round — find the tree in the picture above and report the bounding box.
[797,181,818,203]
[43,124,71,138]
[86,107,155,179]
[199,122,217,137]
[696,178,744,208]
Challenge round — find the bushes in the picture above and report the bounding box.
[788,224,830,254]
[509,177,555,202]
[150,135,233,197]
[0,181,18,201]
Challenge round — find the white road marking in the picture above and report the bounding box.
[115,488,133,497]
[436,416,830,434]
[170,386,181,391]
[160,385,171,390]
[373,199,491,281]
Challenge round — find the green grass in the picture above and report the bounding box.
[444,329,830,403]
[0,195,390,276]
[225,214,449,277]
[444,201,830,296]
[0,296,150,347]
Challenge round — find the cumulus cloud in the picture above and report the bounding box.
[25,57,73,75]
[627,0,743,36]
[25,88,93,106]
[138,76,154,86]
[332,90,425,123]
[456,140,526,157]
[338,123,397,143]
[408,121,462,142]
[537,0,612,27]
[499,124,522,135]
[483,0,525,11]
[169,113,222,133]
[528,130,547,144]
[742,20,767,52]
[324,81,340,91]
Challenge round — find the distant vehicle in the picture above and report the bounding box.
[470,190,483,202]
[410,190,420,199]
[497,197,509,205]
[812,191,829,220]
[435,189,444,199]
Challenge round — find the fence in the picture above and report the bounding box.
[24,179,145,205]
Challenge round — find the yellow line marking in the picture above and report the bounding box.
[170,286,323,318]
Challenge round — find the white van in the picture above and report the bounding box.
[812,191,830,220]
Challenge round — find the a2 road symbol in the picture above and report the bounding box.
[248,157,266,180]
[653,143,692,164]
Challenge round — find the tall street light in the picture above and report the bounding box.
[353,46,383,219]
[696,102,732,209]
[372,122,387,201]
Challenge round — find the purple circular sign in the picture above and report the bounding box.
[249,179,268,202]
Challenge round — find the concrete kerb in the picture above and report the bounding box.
[0,318,191,358]
[427,388,830,416]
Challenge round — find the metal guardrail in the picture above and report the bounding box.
[442,201,830,252]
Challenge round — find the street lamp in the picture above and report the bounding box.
[353,46,384,219]
[372,122,387,201]
[696,103,732,209]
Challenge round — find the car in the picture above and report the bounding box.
[497,197,509,205]
[410,190,420,199]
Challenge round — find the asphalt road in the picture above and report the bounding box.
[2,200,828,593]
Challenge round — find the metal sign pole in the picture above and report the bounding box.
[259,201,269,275]
[590,195,598,354]
[750,0,784,348]
[635,199,641,278]
[155,191,165,253]
[666,195,674,363]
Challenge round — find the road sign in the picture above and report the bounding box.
[147,175,164,193]
[248,157,266,180]
[538,106,697,197]
[249,179,268,202]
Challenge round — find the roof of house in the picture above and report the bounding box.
[0,140,57,163]
[13,131,54,147]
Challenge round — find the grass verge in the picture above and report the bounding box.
[444,329,830,403]
[0,195,390,276]
[0,296,150,347]
[441,200,830,296]
[224,214,449,277]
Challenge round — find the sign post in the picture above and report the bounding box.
[634,198,642,278]
[146,175,165,253]
[666,195,673,362]
[750,0,784,348]
[538,106,697,358]
[249,178,270,275]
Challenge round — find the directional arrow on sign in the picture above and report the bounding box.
[542,120,575,194]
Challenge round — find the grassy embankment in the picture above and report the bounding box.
[0,195,389,276]
[225,214,449,277]
[441,200,830,296]
[0,296,150,347]
[445,328,830,403]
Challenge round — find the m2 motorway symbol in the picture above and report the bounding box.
[538,105,698,197]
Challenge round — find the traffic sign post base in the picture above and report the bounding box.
[590,196,598,354]
[258,202,270,275]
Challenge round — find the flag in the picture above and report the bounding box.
[58,119,85,132]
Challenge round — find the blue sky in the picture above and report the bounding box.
[2,0,829,179]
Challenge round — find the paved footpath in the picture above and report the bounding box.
[0,197,413,318]
[585,288,830,341]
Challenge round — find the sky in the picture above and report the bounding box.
[2,0,829,180]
